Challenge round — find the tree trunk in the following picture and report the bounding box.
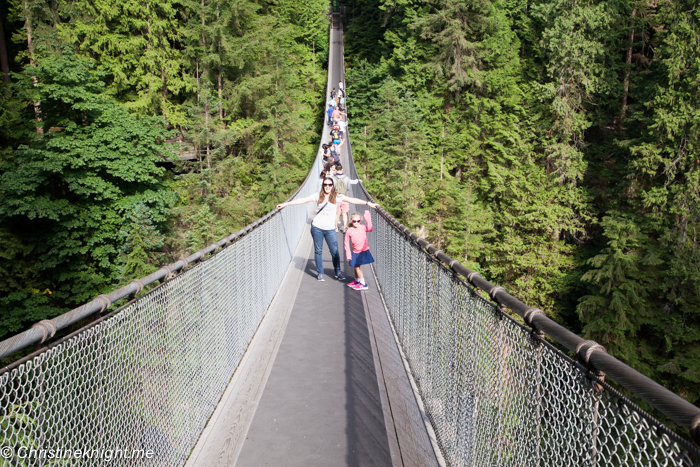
[204,92,211,169]
[200,0,206,79]
[216,0,222,119]
[196,60,200,101]
[440,125,444,180]
[217,64,222,119]
[620,6,637,124]
[0,10,10,83]
[23,0,42,132]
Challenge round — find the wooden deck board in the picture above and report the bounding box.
[361,270,443,467]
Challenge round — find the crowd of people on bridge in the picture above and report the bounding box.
[278,80,378,291]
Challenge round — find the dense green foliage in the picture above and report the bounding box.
[344,0,700,405]
[0,0,328,345]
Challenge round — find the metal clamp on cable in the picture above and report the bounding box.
[488,285,505,302]
[32,320,57,343]
[523,307,545,328]
[129,279,144,298]
[575,340,607,375]
[158,265,172,282]
[196,249,206,261]
[95,294,112,313]
[466,271,481,283]
[691,414,700,445]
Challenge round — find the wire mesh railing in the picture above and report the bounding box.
[372,219,699,466]
[342,88,700,467]
[0,215,304,466]
[0,184,319,467]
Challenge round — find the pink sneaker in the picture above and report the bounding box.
[351,282,368,291]
[346,280,359,287]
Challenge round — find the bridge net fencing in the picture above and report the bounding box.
[0,182,320,467]
[344,144,700,466]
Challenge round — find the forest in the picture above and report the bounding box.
[342,0,700,408]
[0,0,328,352]
[0,0,699,415]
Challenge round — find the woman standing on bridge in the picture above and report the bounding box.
[277,178,378,282]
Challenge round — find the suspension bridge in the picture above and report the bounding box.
[1,17,700,467]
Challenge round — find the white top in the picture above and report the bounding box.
[311,192,340,230]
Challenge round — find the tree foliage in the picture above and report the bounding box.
[344,0,700,406]
[0,52,175,338]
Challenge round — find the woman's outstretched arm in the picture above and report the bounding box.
[277,195,316,209]
[342,197,378,209]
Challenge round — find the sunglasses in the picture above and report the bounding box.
[351,220,361,223]
[323,183,333,187]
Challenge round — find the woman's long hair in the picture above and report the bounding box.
[318,177,337,204]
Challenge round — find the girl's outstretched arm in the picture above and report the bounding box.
[342,197,378,209]
[363,209,373,232]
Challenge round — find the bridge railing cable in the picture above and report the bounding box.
[340,55,700,467]
[0,26,335,467]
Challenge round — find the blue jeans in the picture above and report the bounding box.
[310,225,340,276]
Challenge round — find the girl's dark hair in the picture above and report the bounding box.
[318,178,337,204]
[320,170,328,179]
[334,162,343,170]
[322,144,329,149]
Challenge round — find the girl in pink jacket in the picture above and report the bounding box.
[344,210,374,290]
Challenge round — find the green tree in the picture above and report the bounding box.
[0,52,175,339]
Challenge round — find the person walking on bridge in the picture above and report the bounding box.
[331,162,361,232]
[332,107,345,123]
[338,83,346,110]
[330,125,345,153]
[277,178,378,282]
